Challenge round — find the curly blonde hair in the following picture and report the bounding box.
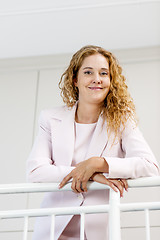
[59,45,137,138]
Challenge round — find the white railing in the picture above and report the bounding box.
[0,176,160,240]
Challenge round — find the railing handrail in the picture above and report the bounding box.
[0,176,160,194]
[0,176,160,240]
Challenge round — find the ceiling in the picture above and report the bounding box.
[0,0,160,59]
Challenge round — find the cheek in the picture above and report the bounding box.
[105,79,111,88]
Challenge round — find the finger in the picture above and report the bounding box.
[117,180,124,197]
[81,180,88,192]
[59,174,72,189]
[71,179,79,193]
[105,179,119,193]
[121,179,128,191]
[75,179,84,193]
[110,179,124,197]
[118,179,127,195]
[117,179,125,188]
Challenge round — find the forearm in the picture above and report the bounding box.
[103,156,159,179]
[27,164,75,183]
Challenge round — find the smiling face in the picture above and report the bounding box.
[74,53,110,107]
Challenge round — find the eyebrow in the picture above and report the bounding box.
[83,67,109,71]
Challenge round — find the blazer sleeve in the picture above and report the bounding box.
[26,110,75,183]
[103,121,160,179]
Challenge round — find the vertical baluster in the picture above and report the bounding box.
[80,213,85,240]
[23,216,28,240]
[50,214,55,240]
[109,189,121,240]
[145,209,150,240]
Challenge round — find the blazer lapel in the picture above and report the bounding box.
[51,105,108,166]
[85,115,108,159]
[51,105,77,166]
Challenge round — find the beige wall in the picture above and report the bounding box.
[0,46,160,239]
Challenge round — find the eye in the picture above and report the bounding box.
[84,71,92,75]
[101,72,108,76]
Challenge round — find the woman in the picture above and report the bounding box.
[27,45,159,240]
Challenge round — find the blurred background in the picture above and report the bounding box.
[0,0,160,239]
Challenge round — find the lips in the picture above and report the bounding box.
[88,87,103,90]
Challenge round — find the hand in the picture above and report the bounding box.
[91,173,128,197]
[59,159,95,193]
[59,157,108,193]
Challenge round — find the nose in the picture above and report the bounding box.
[92,73,101,84]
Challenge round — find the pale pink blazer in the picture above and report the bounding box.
[27,104,159,240]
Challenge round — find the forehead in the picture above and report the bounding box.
[80,53,109,69]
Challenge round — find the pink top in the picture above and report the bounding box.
[72,121,97,166]
[60,121,97,239]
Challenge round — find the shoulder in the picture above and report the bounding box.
[40,105,68,119]
[39,105,75,127]
[121,118,141,140]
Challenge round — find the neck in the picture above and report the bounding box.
[75,102,101,124]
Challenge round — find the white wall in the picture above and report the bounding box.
[0,46,160,239]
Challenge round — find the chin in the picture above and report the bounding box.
[90,98,105,105]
